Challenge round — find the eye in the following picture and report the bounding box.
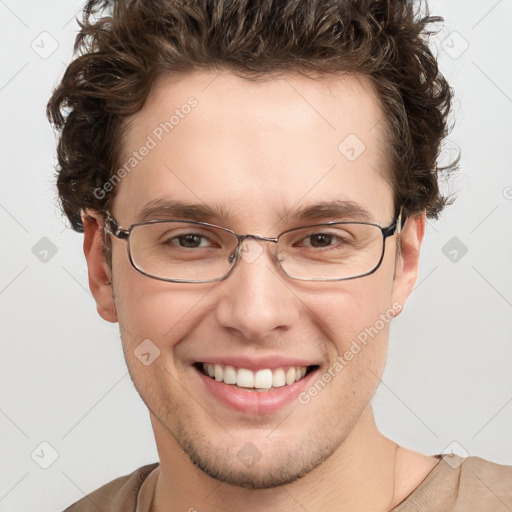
[306,233,337,248]
[298,230,352,249]
[166,233,213,248]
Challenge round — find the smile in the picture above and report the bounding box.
[197,363,316,391]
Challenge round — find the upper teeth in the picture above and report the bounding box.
[202,363,307,389]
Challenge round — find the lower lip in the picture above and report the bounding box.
[194,366,318,414]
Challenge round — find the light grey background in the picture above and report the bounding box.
[1,1,511,510]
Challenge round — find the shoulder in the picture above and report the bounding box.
[456,455,512,509]
[391,454,512,512]
[62,463,159,512]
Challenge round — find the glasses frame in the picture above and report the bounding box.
[103,208,403,284]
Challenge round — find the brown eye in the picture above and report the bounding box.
[308,234,334,247]
[175,234,204,248]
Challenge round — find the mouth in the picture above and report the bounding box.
[194,362,319,392]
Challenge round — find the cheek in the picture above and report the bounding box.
[304,265,396,343]
[112,279,211,410]
[112,251,216,352]
[301,286,395,417]
[297,261,398,399]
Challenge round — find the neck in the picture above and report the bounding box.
[151,406,403,512]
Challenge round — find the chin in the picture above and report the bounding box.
[165,418,343,489]
[184,443,332,489]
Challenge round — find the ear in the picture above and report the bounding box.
[82,210,118,323]
[391,212,426,315]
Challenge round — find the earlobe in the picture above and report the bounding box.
[82,210,118,323]
[391,212,426,315]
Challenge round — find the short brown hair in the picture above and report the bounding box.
[47,0,457,232]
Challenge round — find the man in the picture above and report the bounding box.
[47,0,512,510]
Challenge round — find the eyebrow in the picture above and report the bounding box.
[136,199,229,223]
[135,198,374,225]
[288,200,374,223]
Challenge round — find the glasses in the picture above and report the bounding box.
[103,209,403,283]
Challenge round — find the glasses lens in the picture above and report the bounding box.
[277,223,384,280]
[129,221,238,282]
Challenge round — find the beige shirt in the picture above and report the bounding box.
[63,454,512,511]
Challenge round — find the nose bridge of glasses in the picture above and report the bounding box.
[232,234,280,266]
[240,234,279,244]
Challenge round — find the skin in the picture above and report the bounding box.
[82,70,440,511]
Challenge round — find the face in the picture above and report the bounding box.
[84,70,424,488]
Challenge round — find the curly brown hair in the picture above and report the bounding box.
[47,0,457,233]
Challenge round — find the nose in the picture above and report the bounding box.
[214,239,301,341]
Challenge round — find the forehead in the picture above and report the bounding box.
[113,70,394,228]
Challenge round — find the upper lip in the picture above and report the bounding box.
[193,355,319,371]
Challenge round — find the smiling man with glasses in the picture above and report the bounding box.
[48,0,512,511]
